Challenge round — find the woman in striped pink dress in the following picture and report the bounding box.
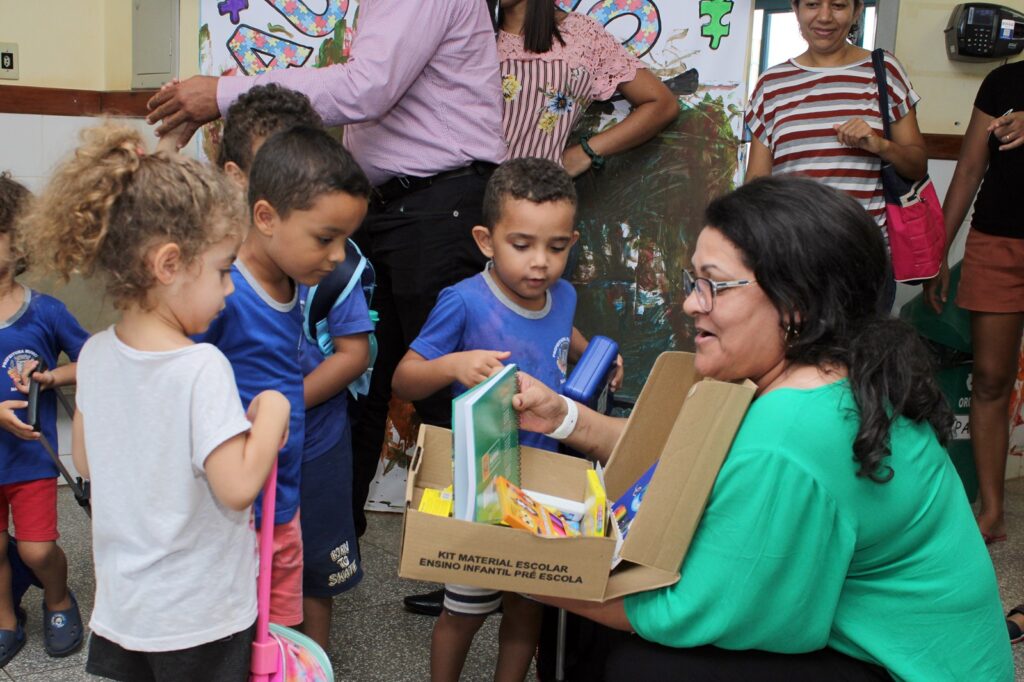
[744,0,928,231]
[497,0,678,174]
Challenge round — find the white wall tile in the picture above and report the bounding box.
[0,114,45,176]
[40,115,95,174]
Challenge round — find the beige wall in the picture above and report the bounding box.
[0,0,108,89]
[895,0,1024,134]
[0,0,196,91]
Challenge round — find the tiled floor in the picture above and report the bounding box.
[9,480,1024,680]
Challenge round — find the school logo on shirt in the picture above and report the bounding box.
[553,337,570,380]
[2,349,38,392]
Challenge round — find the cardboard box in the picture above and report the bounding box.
[398,352,755,601]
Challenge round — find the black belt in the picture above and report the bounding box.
[373,161,497,206]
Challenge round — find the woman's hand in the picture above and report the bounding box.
[922,260,950,314]
[833,118,885,155]
[512,371,567,434]
[561,145,592,178]
[988,111,1024,152]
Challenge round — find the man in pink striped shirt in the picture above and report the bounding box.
[148,0,507,568]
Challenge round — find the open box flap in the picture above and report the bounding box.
[602,562,681,601]
[618,378,755,572]
[602,353,698,500]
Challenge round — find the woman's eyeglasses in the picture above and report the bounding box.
[682,270,756,313]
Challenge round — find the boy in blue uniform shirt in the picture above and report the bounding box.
[215,84,371,647]
[392,157,585,682]
[197,126,370,631]
[0,173,88,664]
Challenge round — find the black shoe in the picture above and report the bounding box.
[403,588,444,617]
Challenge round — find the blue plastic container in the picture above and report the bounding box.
[563,336,619,415]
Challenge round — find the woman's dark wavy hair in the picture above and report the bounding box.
[704,176,952,482]
[499,0,565,53]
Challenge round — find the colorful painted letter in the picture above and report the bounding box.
[265,0,349,38]
[227,25,314,74]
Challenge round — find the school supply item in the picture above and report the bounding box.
[871,48,946,284]
[418,485,454,517]
[251,464,333,682]
[495,476,574,537]
[452,364,520,524]
[25,360,90,515]
[302,239,377,398]
[563,336,619,415]
[581,469,607,538]
[611,461,658,541]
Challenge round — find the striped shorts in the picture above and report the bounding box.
[443,584,503,616]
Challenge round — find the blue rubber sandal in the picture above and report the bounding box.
[42,591,83,657]
[0,624,25,668]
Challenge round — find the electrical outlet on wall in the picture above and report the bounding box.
[0,43,19,80]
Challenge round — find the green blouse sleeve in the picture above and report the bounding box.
[624,447,857,652]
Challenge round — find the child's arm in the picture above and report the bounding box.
[569,327,588,363]
[71,409,89,478]
[14,359,76,393]
[304,333,370,409]
[569,328,625,392]
[0,400,37,441]
[204,389,290,512]
[393,348,511,402]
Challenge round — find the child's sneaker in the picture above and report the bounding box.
[42,591,83,657]
[0,622,25,667]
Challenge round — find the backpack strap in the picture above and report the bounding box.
[303,239,368,349]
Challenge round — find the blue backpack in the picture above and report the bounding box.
[302,239,377,399]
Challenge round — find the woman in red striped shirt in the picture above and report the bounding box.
[744,0,927,233]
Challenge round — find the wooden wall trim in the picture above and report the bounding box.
[923,133,963,161]
[0,85,156,118]
[0,86,967,162]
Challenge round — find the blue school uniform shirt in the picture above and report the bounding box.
[196,261,304,525]
[298,284,374,462]
[410,264,575,452]
[0,287,89,485]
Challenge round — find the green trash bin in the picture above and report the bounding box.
[900,263,977,502]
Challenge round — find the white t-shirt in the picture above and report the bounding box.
[76,327,256,652]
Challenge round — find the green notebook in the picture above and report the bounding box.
[452,364,521,523]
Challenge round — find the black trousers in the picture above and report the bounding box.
[350,172,489,536]
[539,616,891,682]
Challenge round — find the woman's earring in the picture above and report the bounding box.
[848,22,860,43]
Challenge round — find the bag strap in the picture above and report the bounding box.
[870,48,892,141]
[251,463,278,680]
[303,239,367,346]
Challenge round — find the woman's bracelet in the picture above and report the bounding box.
[545,395,580,441]
[579,134,606,170]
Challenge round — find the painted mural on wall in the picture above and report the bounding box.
[199,0,753,508]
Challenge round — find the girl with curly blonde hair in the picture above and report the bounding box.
[25,122,290,681]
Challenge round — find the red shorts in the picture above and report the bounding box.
[957,229,1024,313]
[0,477,59,542]
[256,511,304,627]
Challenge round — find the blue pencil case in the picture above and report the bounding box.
[564,336,619,415]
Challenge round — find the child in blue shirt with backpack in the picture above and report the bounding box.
[393,157,599,682]
[211,85,372,647]
[0,172,88,666]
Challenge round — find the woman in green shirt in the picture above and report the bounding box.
[515,177,1012,681]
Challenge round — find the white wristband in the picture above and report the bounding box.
[545,395,579,440]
